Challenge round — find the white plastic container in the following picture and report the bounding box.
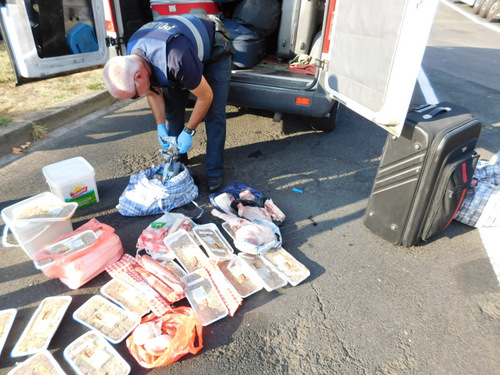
[64,331,130,375]
[73,295,140,344]
[42,157,99,209]
[1,192,76,259]
[0,309,17,357]
[183,268,228,326]
[11,296,72,357]
[8,350,67,375]
[193,223,234,259]
[164,229,208,273]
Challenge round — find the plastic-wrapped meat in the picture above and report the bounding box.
[136,254,186,298]
[136,227,169,253]
[264,199,286,222]
[211,209,248,232]
[237,203,273,222]
[239,189,256,200]
[235,224,276,246]
[211,209,276,253]
[170,217,195,238]
[213,192,235,214]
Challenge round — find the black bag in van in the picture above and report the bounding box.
[223,19,267,68]
[232,0,280,37]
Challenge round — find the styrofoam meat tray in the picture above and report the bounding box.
[221,222,235,240]
[7,350,67,375]
[0,309,17,357]
[100,279,150,317]
[164,229,208,273]
[34,230,98,270]
[11,296,72,357]
[183,268,228,326]
[260,247,310,286]
[193,223,234,259]
[238,252,287,291]
[218,255,263,298]
[73,295,140,344]
[64,331,130,375]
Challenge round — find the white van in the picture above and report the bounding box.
[0,0,439,135]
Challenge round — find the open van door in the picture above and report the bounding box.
[0,0,109,84]
[0,0,152,84]
[323,0,439,135]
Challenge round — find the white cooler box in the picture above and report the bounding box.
[1,192,77,259]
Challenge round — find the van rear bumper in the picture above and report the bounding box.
[227,81,335,118]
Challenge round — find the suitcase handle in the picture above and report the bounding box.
[422,106,451,120]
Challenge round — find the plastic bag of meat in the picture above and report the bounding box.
[126,306,203,368]
[136,212,197,261]
[209,183,286,224]
[211,210,282,254]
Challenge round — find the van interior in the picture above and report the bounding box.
[4,0,327,90]
[216,0,326,92]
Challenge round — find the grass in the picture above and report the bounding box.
[0,40,105,126]
[0,109,12,129]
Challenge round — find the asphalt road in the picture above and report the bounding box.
[1,1,499,374]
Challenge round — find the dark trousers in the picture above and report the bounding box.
[164,55,232,178]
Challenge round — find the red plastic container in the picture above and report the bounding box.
[151,1,220,18]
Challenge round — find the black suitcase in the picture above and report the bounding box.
[363,103,481,246]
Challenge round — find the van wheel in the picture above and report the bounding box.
[479,0,493,16]
[311,101,339,133]
[473,0,485,13]
[486,0,499,20]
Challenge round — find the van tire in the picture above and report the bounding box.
[486,1,499,21]
[479,0,493,16]
[311,101,339,133]
[473,0,485,13]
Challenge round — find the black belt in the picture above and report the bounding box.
[207,15,235,63]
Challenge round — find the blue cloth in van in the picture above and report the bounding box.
[67,23,98,54]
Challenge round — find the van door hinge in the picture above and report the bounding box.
[106,36,124,48]
[315,58,328,71]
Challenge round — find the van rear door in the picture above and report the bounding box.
[0,0,109,84]
[323,0,439,135]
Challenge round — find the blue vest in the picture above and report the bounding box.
[127,15,211,86]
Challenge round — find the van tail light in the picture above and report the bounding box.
[295,97,311,105]
[323,0,337,54]
[104,0,116,34]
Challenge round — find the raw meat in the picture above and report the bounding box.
[239,189,256,200]
[237,203,273,222]
[235,224,276,246]
[137,254,186,297]
[264,199,286,222]
[211,209,248,232]
[213,192,235,214]
[170,217,194,234]
[211,209,277,252]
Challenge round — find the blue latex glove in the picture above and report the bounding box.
[177,129,193,154]
[157,124,170,149]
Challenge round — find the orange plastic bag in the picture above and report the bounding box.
[126,306,203,368]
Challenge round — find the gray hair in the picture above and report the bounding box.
[102,56,140,98]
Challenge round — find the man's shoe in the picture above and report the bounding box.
[208,176,223,192]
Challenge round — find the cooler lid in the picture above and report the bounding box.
[42,157,95,184]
